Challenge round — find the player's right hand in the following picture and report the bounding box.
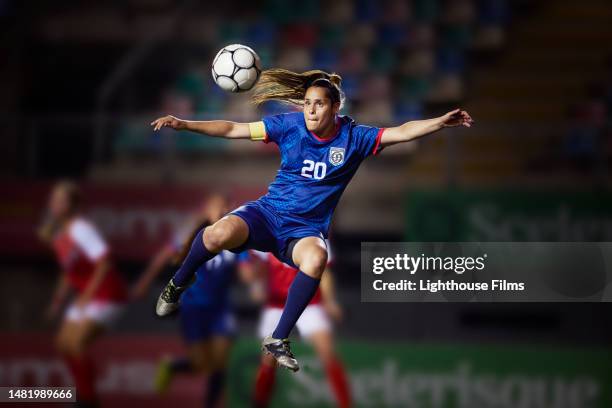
[151,115,186,131]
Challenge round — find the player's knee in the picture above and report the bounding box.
[203,224,232,252]
[299,248,327,277]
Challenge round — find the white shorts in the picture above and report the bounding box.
[258,304,332,340]
[65,300,124,327]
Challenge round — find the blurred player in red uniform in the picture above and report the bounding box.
[245,246,350,408]
[40,181,127,407]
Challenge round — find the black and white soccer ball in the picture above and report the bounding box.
[211,44,261,93]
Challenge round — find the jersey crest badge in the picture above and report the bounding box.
[329,147,345,166]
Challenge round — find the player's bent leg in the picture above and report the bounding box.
[292,237,328,279]
[203,215,249,252]
[156,215,249,316]
[263,237,327,373]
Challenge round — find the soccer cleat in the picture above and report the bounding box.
[262,335,299,372]
[156,279,185,316]
[153,358,173,394]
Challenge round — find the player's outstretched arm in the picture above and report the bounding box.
[151,115,251,139]
[380,109,473,148]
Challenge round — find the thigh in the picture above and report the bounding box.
[207,214,250,249]
[69,318,104,355]
[78,319,104,345]
[61,303,104,354]
[56,318,80,353]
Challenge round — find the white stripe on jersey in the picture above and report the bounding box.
[69,218,108,261]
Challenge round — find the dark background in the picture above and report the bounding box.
[1,0,611,406]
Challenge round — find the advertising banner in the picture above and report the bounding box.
[405,190,612,242]
[1,334,610,408]
[228,339,612,408]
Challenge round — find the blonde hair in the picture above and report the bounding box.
[251,69,345,109]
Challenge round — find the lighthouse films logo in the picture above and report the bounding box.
[361,243,612,302]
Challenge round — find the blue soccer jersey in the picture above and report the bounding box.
[258,111,384,236]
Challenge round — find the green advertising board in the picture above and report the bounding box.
[405,190,612,241]
[228,338,612,407]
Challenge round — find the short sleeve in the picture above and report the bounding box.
[69,219,108,261]
[353,125,385,159]
[262,114,286,144]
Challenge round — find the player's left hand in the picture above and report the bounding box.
[440,109,473,128]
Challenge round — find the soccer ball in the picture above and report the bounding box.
[212,44,261,93]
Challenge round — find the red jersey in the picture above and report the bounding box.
[52,218,127,302]
[253,246,333,308]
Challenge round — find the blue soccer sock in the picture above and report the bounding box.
[272,271,321,339]
[172,228,216,287]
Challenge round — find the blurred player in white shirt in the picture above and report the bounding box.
[40,181,127,407]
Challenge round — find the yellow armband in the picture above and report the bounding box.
[249,121,267,142]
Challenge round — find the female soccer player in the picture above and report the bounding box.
[132,194,245,407]
[246,248,351,408]
[151,69,473,371]
[41,181,127,406]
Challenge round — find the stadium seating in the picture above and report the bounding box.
[111,0,513,155]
